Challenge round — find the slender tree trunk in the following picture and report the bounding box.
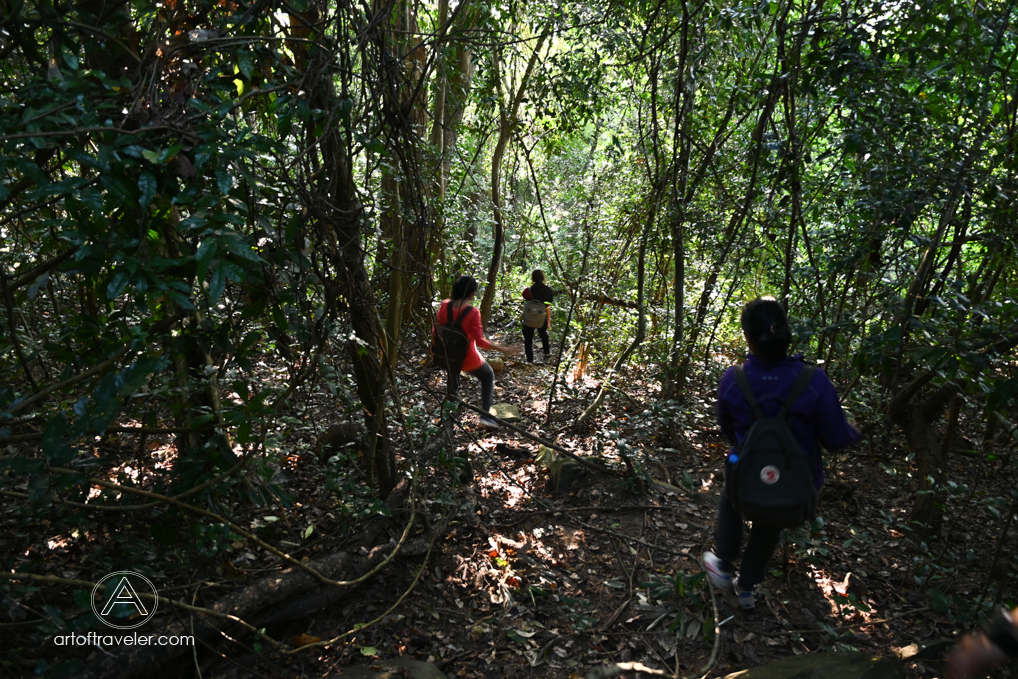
[578,204,652,424]
[663,1,694,400]
[302,2,396,497]
[479,29,548,327]
[674,77,782,393]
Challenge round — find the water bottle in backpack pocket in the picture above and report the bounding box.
[725,365,818,529]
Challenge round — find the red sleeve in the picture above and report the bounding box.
[523,287,532,300]
[465,308,493,350]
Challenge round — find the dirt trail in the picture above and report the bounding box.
[226,350,1017,678]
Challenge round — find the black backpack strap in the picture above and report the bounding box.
[734,364,764,419]
[446,304,472,329]
[778,365,816,419]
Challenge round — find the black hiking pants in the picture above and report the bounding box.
[714,490,783,591]
[522,324,550,362]
[446,361,495,414]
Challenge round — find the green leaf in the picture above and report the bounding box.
[303,524,314,539]
[73,590,92,611]
[151,523,177,546]
[195,240,218,265]
[220,261,245,283]
[359,646,378,656]
[987,378,1018,412]
[224,237,264,263]
[237,51,254,80]
[78,188,104,213]
[207,263,226,304]
[73,373,122,435]
[927,589,951,613]
[166,289,195,310]
[138,171,157,208]
[217,165,233,195]
[27,272,49,300]
[49,659,84,679]
[42,413,73,465]
[117,357,170,395]
[62,47,79,71]
[106,268,131,300]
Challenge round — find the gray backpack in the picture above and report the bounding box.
[725,364,818,528]
[522,300,547,328]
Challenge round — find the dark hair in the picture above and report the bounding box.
[451,275,478,301]
[531,269,545,285]
[740,297,791,360]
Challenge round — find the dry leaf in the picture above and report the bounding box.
[290,633,321,648]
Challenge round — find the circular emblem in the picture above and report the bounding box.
[91,571,158,629]
[760,466,780,485]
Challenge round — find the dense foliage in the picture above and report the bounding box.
[1,0,1017,673]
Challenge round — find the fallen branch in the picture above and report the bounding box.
[48,466,416,589]
[0,571,280,651]
[286,510,447,654]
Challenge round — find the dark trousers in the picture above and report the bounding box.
[522,324,550,362]
[714,490,782,590]
[446,362,495,413]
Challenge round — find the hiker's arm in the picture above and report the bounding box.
[814,370,861,451]
[469,312,521,355]
[947,608,1018,679]
[480,334,522,355]
[490,341,522,355]
[546,305,551,331]
[717,368,737,444]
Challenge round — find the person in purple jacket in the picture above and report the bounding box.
[702,297,860,609]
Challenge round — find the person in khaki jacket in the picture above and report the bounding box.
[521,269,554,363]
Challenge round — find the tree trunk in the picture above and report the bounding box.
[301,3,396,497]
[479,29,549,327]
[578,212,650,424]
[674,75,782,393]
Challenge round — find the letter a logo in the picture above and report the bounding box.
[92,571,159,630]
[100,577,148,617]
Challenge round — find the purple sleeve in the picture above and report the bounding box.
[717,367,737,446]
[813,369,861,451]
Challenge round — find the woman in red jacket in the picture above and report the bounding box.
[436,275,521,428]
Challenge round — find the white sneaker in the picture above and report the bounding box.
[733,577,755,609]
[701,551,735,593]
[479,415,500,430]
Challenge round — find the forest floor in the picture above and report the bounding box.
[207,333,1018,679]
[5,327,1018,679]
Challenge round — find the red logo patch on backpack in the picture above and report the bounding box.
[760,465,780,485]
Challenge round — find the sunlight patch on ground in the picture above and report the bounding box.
[474,455,536,509]
[808,565,876,624]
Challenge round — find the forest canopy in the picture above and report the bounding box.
[1,0,1017,675]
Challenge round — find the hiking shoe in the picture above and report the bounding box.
[701,551,735,593]
[733,577,755,609]
[479,415,501,430]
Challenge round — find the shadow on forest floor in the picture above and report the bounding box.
[5,332,1017,679]
[219,342,1017,679]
